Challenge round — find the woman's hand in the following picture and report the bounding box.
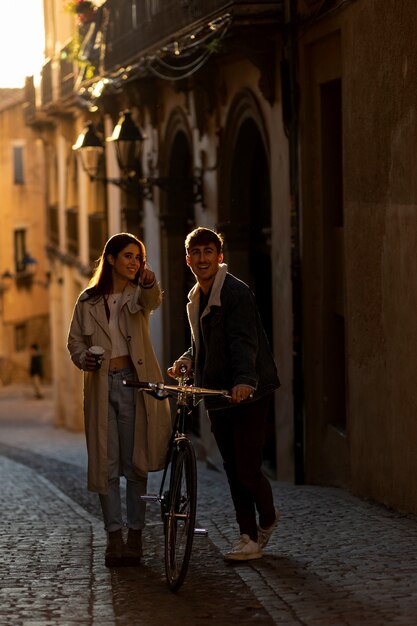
[139,263,156,287]
[84,351,100,371]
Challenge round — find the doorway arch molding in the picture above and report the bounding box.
[216,87,276,470]
[218,88,270,224]
[159,107,193,185]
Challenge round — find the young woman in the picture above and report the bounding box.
[67,233,171,567]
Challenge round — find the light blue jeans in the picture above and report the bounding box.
[99,367,147,532]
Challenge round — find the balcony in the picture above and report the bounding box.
[104,0,283,71]
[39,50,76,108]
[41,59,53,106]
[60,46,76,100]
[22,76,37,124]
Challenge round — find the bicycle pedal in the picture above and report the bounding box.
[194,528,208,536]
[141,494,160,502]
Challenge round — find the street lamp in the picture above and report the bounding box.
[73,110,204,203]
[72,120,106,181]
[108,110,145,178]
[73,111,145,188]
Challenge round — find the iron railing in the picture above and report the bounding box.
[104,0,282,70]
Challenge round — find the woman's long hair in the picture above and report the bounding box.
[86,232,146,297]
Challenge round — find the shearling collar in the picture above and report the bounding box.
[187,264,228,352]
[187,263,228,309]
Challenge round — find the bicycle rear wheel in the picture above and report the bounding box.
[164,437,197,591]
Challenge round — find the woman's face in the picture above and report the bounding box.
[108,243,142,284]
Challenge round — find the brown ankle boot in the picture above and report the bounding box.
[105,529,124,567]
[123,529,143,566]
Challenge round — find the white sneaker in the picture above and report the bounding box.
[224,534,263,561]
[257,509,280,549]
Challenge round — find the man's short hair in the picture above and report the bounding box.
[185,227,224,255]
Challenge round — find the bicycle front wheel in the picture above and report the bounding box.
[164,437,197,592]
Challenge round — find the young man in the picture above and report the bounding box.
[169,227,280,561]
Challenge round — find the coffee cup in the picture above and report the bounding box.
[89,345,105,370]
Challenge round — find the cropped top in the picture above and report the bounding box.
[107,293,129,359]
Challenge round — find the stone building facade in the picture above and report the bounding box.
[0,89,50,386]
[21,0,417,513]
[297,0,417,512]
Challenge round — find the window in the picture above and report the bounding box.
[15,324,26,352]
[13,145,24,185]
[14,229,27,273]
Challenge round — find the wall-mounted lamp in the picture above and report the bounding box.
[1,254,50,289]
[108,109,145,179]
[73,111,144,186]
[73,110,204,204]
[22,253,38,274]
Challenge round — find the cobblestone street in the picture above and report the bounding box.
[1,385,417,625]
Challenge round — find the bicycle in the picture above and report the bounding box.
[123,367,229,592]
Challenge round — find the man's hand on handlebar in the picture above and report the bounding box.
[231,384,255,404]
[167,361,253,405]
[168,360,193,380]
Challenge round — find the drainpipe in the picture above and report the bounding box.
[283,0,304,484]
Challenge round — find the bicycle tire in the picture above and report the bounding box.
[164,437,197,591]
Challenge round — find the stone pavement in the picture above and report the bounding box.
[1,385,417,625]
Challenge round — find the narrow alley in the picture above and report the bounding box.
[0,385,416,625]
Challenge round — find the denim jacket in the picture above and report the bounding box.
[181,264,280,410]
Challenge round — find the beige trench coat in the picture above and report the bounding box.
[67,282,172,494]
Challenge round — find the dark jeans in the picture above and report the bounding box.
[209,395,276,542]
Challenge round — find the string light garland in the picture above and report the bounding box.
[145,15,231,81]
[75,12,232,107]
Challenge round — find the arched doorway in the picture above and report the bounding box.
[218,91,275,472]
[159,111,195,373]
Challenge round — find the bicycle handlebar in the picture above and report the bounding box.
[122,379,230,400]
[122,380,155,390]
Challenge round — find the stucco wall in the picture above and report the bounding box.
[343,1,417,510]
[300,0,417,512]
[0,98,50,384]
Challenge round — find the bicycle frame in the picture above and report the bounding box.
[122,376,229,591]
[155,393,191,506]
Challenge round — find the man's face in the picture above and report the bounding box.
[186,242,223,288]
